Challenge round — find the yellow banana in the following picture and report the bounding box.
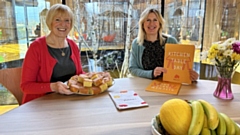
[200,127,211,135]
[198,99,219,130]
[216,112,226,135]
[233,121,240,135]
[200,114,211,135]
[211,129,216,135]
[202,114,208,128]
[188,100,205,135]
[220,113,235,135]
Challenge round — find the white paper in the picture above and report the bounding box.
[109,90,148,110]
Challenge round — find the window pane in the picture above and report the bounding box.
[0,0,65,69]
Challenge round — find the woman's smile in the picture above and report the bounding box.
[143,12,160,35]
[51,15,71,38]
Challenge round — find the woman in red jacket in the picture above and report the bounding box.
[21,4,85,104]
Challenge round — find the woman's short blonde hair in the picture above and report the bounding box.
[46,4,74,30]
[137,7,165,45]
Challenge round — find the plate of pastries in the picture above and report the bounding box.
[67,72,114,95]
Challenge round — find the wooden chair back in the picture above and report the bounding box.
[0,67,23,105]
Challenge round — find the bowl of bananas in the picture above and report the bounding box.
[151,99,240,135]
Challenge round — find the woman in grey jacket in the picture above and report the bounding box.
[129,7,199,81]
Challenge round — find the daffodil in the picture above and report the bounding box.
[201,38,240,78]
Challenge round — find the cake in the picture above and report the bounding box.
[99,83,108,92]
[78,86,89,94]
[91,86,102,94]
[69,84,80,93]
[70,75,79,81]
[93,77,103,86]
[83,79,93,87]
[78,74,89,83]
[103,77,113,86]
[90,73,98,80]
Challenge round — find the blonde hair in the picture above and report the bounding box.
[46,4,74,30]
[137,7,165,45]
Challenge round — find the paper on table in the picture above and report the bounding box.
[109,90,148,110]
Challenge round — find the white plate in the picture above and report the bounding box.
[151,116,240,135]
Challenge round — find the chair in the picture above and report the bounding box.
[0,67,23,105]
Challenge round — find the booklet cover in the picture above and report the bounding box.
[163,43,195,84]
[109,90,148,110]
[146,79,182,95]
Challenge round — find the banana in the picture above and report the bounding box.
[200,128,211,135]
[216,112,226,135]
[188,100,205,135]
[202,114,208,128]
[211,129,216,135]
[220,113,235,135]
[233,120,240,135]
[198,99,219,130]
[200,114,211,135]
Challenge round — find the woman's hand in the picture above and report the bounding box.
[50,82,73,95]
[154,67,167,78]
[189,69,199,81]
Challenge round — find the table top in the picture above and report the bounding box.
[0,77,240,135]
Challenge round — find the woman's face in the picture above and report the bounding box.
[143,12,160,36]
[51,13,72,38]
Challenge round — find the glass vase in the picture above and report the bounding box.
[213,66,234,100]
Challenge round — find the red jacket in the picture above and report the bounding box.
[21,36,84,104]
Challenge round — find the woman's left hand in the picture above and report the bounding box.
[189,69,199,81]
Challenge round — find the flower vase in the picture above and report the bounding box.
[213,66,234,100]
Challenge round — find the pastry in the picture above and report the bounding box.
[93,77,103,86]
[90,73,98,80]
[78,86,89,94]
[103,77,113,86]
[78,74,89,83]
[83,79,93,87]
[91,86,102,94]
[99,83,108,92]
[69,84,80,93]
[88,88,93,95]
[70,75,79,81]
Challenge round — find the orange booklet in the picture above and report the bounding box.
[163,43,195,84]
[146,79,182,95]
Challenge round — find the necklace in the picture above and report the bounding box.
[59,48,65,56]
[46,36,67,56]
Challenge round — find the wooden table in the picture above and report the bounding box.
[0,77,240,135]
